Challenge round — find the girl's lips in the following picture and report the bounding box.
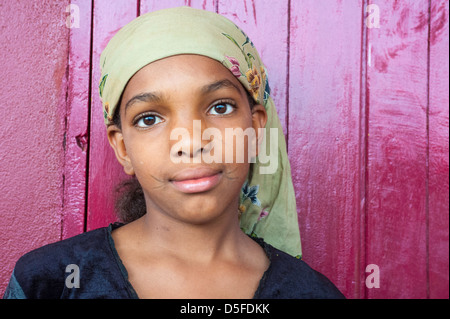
[170,168,222,194]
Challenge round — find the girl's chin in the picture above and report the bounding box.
[164,197,236,225]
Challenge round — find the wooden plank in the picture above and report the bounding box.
[288,0,364,298]
[86,0,138,231]
[428,0,449,299]
[62,0,92,239]
[218,0,290,135]
[365,0,429,298]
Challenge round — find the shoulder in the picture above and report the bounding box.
[16,227,109,268]
[255,242,345,299]
[8,225,128,299]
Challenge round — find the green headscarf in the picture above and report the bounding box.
[99,6,302,258]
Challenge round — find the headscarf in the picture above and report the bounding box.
[99,6,302,258]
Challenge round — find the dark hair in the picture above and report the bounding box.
[112,88,256,223]
[114,178,146,223]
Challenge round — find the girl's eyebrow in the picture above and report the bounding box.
[124,79,241,113]
[201,79,242,95]
[124,91,162,114]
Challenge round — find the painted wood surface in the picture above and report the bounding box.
[0,0,70,294]
[62,0,92,239]
[428,0,449,299]
[288,0,365,298]
[365,0,430,299]
[0,0,448,298]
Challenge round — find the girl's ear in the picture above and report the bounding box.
[107,125,135,176]
[251,104,268,157]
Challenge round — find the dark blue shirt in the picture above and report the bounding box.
[3,223,345,299]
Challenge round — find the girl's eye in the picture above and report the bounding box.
[208,102,235,115]
[134,114,163,128]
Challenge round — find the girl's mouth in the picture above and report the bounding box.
[170,168,222,193]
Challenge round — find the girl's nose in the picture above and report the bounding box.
[169,119,211,162]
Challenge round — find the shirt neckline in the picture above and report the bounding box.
[106,222,273,299]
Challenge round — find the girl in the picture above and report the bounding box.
[4,7,344,299]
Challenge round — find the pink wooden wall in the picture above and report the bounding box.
[0,0,448,299]
[0,0,70,295]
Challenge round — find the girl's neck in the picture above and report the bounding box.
[129,203,248,264]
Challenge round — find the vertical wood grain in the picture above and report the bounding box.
[62,0,92,239]
[86,0,138,231]
[365,0,429,298]
[217,0,290,135]
[288,0,364,299]
[428,0,449,299]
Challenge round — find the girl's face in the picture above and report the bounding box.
[107,54,267,225]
